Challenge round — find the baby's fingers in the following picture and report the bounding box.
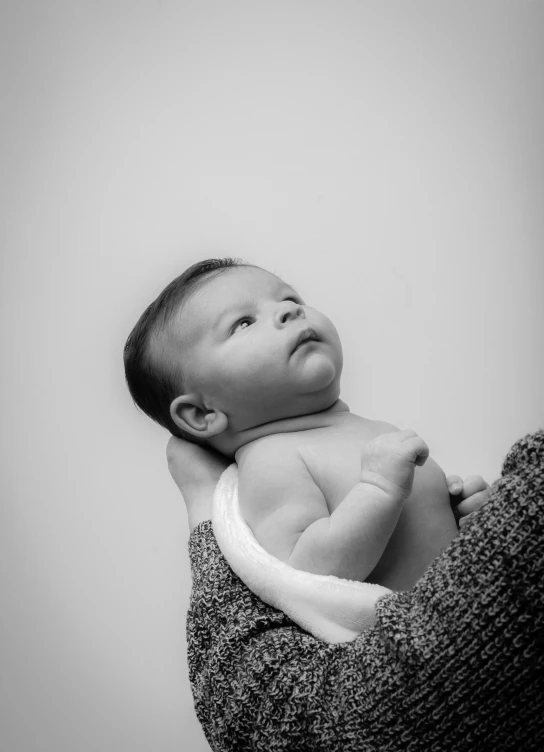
[401,435,429,466]
[413,438,429,466]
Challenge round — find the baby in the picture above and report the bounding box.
[125,258,465,590]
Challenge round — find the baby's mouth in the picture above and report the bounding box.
[291,328,320,355]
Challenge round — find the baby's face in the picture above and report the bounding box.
[168,266,343,433]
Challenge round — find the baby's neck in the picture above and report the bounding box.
[227,398,351,461]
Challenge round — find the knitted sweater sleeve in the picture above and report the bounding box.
[186,430,544,752]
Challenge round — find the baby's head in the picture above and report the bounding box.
[124,258,343,453]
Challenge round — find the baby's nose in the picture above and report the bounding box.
[277,301,304,325]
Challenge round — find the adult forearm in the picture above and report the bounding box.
[186,431,544,752]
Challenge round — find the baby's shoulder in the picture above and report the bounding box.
[238,433,308,478]
[237,434,326,534]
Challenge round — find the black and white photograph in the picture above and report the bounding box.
[1,2,543,750]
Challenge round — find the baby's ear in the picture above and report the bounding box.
[170,395,228,439]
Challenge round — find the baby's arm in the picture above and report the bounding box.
[240,431,428,582]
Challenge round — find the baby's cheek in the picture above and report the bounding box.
[239,350,280,380]
[220,359,268,398]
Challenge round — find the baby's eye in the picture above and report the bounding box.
[231,317,253,334]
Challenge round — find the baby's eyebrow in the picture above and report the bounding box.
[211,286,303,330]
[281,283,302,298]
[212,308,237,331]
[212,303,249,331]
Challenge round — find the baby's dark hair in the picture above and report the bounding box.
[124,257,254,444]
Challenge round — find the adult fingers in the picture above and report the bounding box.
[167,437,230,531]
[454,489,491,517]
[458,475,490,500]
[446,475,464,496]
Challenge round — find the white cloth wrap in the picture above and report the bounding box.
[212,463,392,644]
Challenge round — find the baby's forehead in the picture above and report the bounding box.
[191,267,292,312]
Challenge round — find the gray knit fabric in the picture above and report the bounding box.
[186,430,544,751]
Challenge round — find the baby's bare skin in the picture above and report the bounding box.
[237,407,458,591]
[162,265,461,592]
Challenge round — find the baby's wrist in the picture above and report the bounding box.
[358,472,409,501]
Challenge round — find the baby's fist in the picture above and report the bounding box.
[360,430,429,498]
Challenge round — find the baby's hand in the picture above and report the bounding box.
[360,430,430,499]
[446,474,491,527]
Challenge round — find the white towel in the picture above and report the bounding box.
[212,463,392,644]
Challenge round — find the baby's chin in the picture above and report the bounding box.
[294,348,341,392]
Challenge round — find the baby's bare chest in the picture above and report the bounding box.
[286,416,383,512]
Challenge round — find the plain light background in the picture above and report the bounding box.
[1,1,543,751]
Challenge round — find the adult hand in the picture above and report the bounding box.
[446,474,491,527]
[167,437,230,532]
